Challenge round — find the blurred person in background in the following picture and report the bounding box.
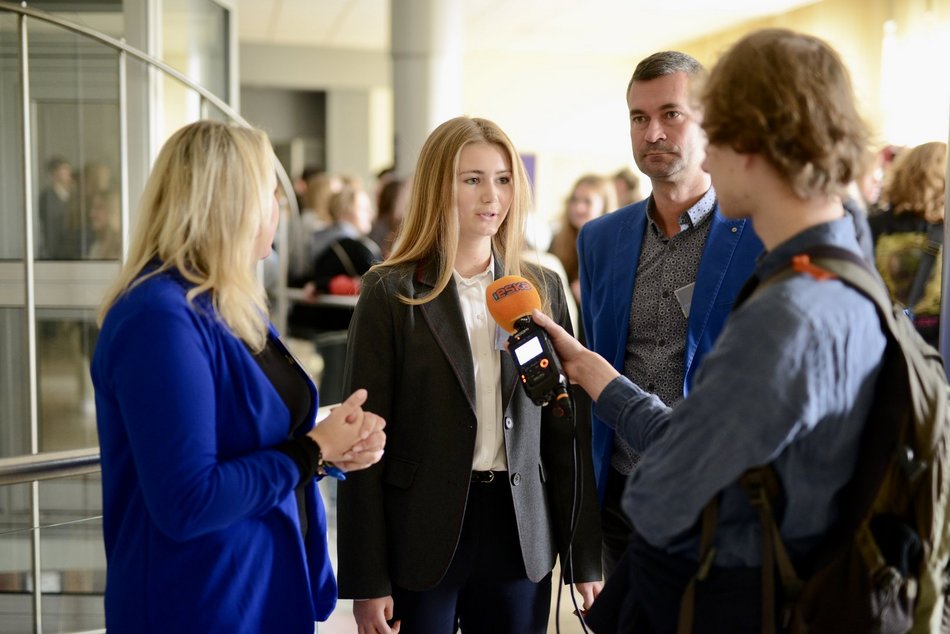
[612,166,642,208]
[869,140,948,348]
[293,164,323,212]
[87,189,121,260]
[549,173,618,307]
[287,171,343,286]
[37,155,74,259]
[370,177,408,259]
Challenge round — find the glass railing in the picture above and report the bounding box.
[0,411,338,634]
[0,2,301,632]
[0,451,102,634]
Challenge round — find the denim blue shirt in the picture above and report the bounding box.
[595,216,886,567]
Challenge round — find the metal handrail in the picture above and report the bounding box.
[0,403,339,487]
[0,0,298,332]
[0,447,100,486]
[0,1,247,130]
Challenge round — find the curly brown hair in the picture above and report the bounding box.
[880,141,947,224]
[700,29,869,200]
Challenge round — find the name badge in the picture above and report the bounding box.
[674,283,695,318]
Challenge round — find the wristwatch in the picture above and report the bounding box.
[311,438,346,480]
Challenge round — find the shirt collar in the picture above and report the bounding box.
[646,186,717,235]
[755,214,862,281]
[453,255,495,286]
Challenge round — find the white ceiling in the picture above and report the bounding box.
[236,0,823,57]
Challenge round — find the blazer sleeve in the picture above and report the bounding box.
[101,301,301,541]
[538,271,604,583]
[336,268,397,598]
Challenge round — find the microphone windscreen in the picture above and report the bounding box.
[486,275,541,333]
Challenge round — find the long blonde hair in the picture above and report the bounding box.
[98,120,275,352]
[386,116,545,306]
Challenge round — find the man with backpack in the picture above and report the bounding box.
[531,28,950,633]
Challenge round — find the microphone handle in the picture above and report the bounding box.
[549,384,573,420]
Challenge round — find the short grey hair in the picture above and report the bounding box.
[627,51,703,95]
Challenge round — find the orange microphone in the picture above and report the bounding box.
[486,276,572,417]
[486,275,542,334]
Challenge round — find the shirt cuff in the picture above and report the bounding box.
[593,375,648,430]
[274,436,322,486]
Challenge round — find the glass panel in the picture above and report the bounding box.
[202,98,230,123]
[37,309,99,452]
[158,0,230,142]
[39,475,104,633]
[0,482,36,634]
[162,0,229,102]
[0,308,29,458]
[28,22,121,262]
[0,13,25,261]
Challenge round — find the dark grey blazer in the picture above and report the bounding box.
[336,257,602,598]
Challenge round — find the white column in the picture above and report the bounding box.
[390,0,463,178]
[327,89,374,188]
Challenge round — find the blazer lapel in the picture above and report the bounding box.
[685,206,746,378]
[494,257,518,413]
[611,207,647,370]
[416,260,478,414]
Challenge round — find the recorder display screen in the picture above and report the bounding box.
[514,337,544,365]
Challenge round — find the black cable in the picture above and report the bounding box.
[555,390,591,634]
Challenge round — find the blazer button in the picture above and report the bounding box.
[504,416,513,430]
[511,472,522,486]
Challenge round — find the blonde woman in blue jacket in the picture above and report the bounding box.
[92,120,385,633]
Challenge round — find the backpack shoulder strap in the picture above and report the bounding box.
[330,240,360,278]
[749,245,901,342]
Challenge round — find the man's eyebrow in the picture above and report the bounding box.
[630,102,684,115]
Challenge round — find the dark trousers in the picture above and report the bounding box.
[602,465,635,578]
[392,474,552,634]
[588,535,766,634]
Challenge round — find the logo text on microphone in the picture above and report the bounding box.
[490,280,533,301]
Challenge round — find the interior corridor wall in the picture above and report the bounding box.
[673,0,950,148]
[239,0,948,238]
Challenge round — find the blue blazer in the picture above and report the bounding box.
[91,269,336,633]
[577,199,762,499]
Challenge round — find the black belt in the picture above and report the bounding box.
[471,470,505,484]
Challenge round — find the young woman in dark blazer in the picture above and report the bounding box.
[338,116,603,634]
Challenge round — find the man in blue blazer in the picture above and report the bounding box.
[578,50,762,574]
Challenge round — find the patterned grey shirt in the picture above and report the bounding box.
[611,187,716,474]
